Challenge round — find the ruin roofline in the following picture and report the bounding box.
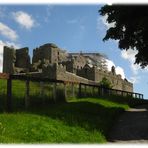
[2,42,133,92]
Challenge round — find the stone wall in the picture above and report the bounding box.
[42,63,92,83]
[73,54,86,69]
[32,44,53,64]
[62,54,86,74]
[58,50,68,62]
[15,47,30,70]
[41,63,133,92]
[77,64,95,81]
[32,43,68,71]
[3,43,133,93]
[3,46,30,74]
[41,63,57,79]
[94,69,133,92]
[3,46,16,74]
[77,65,133,92]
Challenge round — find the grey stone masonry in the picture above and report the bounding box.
[15,47,30,70]
[3,43,133,92]
[3,46,16,74]
[3,46,30,74]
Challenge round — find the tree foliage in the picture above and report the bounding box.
[99,77,112,88]
[99,5,148,68]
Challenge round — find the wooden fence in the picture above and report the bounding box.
[0,73,144,112]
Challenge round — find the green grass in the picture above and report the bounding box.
[0,79,147,143]
[0,97,131,143]
[0,113,104,143]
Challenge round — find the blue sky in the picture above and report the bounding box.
[0,4,148,98]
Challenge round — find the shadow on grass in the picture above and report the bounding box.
[23,100,125,137]
[25,97,148,137]
[1,94,148,138]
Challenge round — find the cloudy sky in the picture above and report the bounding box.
[0,4,148,98]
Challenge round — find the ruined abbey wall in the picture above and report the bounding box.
[77,65,133,92]
[3,46,16,74]
[15,47,30,70]
[41,63,91,83]
[3,43,133,92]
[3,46,30,74]
[32,43,58,65]
[41,63,133,92]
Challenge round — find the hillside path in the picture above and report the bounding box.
[108,104,148,143]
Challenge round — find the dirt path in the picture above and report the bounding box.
[108,104,148,143]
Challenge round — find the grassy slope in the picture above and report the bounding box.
[0,97,130,143]
[0,79,147,143]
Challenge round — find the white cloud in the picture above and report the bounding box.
[121,49,140,74]
[97,16,105,33]
[0,40,20,72]
[12,11,36,29]
[106,59,115,71]
[100,15,115,29]
[129,76,140,84]
[97,15,114,37]
[105,59,125,79]
[116,66,125,79]
[120,49,148,84]
[0,22,18,41]
[121,49,137,61]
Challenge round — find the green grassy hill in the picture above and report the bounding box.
[0,79,147,143]
[0,97,129,143]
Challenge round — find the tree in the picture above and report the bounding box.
[99,5,148,68]
[99,77,112,88]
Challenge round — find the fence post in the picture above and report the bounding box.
[115,90,118,96]
[25,80,30,108]
[7,77,12,112]
[40,81,45,105]
[84,85,87,97]
[130,92,133,98]
[101,87,104,96]
[98,87,100,96]
[72,83,75,98]
[108,88,110,96]
[92,86,95,97]
[53,83,56,102]
[79,83,82,97]
[135,93,137,98]
[40,81,44,96]
[121,91,124,97]
[64,83,67,99]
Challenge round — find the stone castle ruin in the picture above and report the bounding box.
[3,43,133,92]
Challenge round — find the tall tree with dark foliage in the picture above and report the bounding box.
[99,5,148,68]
